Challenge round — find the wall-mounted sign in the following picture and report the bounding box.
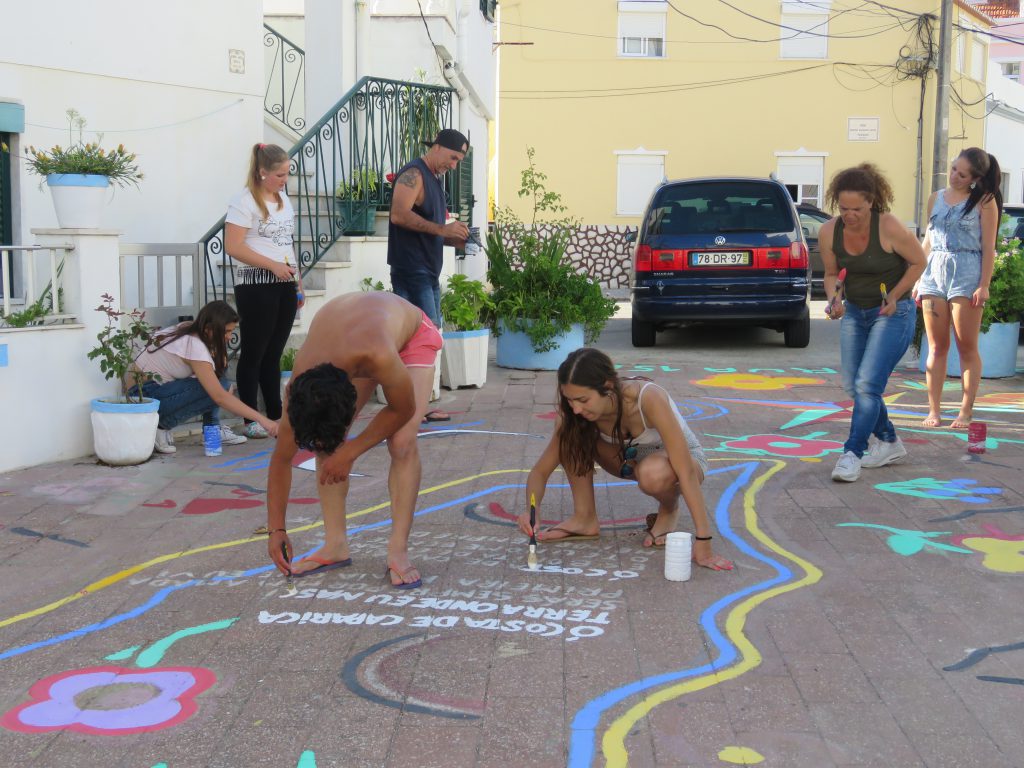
[848,117,880,142]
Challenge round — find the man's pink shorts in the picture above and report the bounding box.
[399,311,443,367]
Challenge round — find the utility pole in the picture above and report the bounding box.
[931,0,954,193]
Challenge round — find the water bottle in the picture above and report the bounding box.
[203,425,222,457]
[967,422,987,454]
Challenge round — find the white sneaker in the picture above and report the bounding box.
[154,429,176,454]
[861,436,907,469]
[244,422,269,439]
[831,451,861,482]
[219,425,248,446]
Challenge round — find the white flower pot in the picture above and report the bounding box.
[91,397,160,465]
[440,329,489,388]
[47,174,109,228]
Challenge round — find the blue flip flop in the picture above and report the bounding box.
[291,555,353,578]
[385,563,422,590]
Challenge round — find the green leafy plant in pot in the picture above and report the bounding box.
[335,167,379,235]
[86,293,161,465]
[4,109,143,228]
[487,147,616,358]
[439,274,494,389]
[441,273,493,331]
[980,232,1024,333]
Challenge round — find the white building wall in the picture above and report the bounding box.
[986,61,1024,206]
[0,0,265,245]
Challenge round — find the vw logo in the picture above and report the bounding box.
[714,236,726,245]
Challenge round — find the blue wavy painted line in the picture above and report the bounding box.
[566,461,793,768]
[0,581,198,661]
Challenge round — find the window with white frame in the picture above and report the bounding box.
[776,155,825,208]
[616,151,665,215]
[780,1,830,60]
[1002,61,1021,79]
[618,1,667,58]
[956,33,965,72]
[971,34,986,82]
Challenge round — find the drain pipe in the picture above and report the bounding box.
[355,0,370,82]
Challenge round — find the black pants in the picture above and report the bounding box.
[233,281,297,421]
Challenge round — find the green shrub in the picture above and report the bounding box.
[487,148,616,352]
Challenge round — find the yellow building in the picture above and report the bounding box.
[496,0,994,233]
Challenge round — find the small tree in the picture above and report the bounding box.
[86,293,156,403]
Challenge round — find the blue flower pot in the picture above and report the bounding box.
[918,320,1021,378]
[495,320,584,371]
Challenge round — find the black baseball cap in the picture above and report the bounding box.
[424,128,469,153]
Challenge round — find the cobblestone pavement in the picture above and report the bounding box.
[1,302,1022,768]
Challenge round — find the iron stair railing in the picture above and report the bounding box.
[201,76,459,303]
[263,24,305,135]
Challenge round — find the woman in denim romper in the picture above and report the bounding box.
[916,148,1003,429]
[818,164,927,482]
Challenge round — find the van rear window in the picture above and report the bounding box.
[648,182,792,235]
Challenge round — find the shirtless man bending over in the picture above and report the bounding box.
[266,291,442,588]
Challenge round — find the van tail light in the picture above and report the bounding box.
[635,244,653,273]
[791,241,808,267]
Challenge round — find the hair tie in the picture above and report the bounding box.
[258,143,266,150]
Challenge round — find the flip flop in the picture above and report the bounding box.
[643,513,670,549]
[538,526,600,543]
[385,563,422,590]
[291,555,353,578]
[422,410,451,423]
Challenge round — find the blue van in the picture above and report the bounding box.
[629,177,811,348]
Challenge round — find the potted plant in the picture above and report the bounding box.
[10,108,142,228]
[487,147,616,370]
[335,167,379,236]
[86,293,160,465]
[439,273,494,388]
[917,229,1024,378]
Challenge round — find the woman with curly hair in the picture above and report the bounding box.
[516,347,732,571]
[819,163,926,482]
[917,147,1003,429]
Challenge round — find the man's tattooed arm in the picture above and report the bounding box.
[396,168,420,188]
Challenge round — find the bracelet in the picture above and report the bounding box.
[694,534,713,541]
[268,528,287,536]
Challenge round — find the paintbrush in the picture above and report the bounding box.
[880,282,889,305]
[527,493,539,570]
[826,267,847,317]
[281,541,294,587]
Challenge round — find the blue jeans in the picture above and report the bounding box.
[390,271,442,328]
[129,377,230,430]
[839,298,915,456]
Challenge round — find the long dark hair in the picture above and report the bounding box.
[152,300,238,376]
[556,348,625,476]
[958,147,1003,220]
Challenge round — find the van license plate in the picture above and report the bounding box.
[690,251,750,267]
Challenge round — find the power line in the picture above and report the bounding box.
[665,0,905,43]
[501,62,842,99]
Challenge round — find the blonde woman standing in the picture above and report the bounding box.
[224,143,304,439]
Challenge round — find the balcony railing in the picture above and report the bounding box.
[264,24,306,135]
[0,244,75,327]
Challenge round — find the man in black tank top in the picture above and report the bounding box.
[387,128,471,325]
[388,129,471,422]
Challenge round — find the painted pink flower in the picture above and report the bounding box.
[719,433,842,459]
[1,665,216,735]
